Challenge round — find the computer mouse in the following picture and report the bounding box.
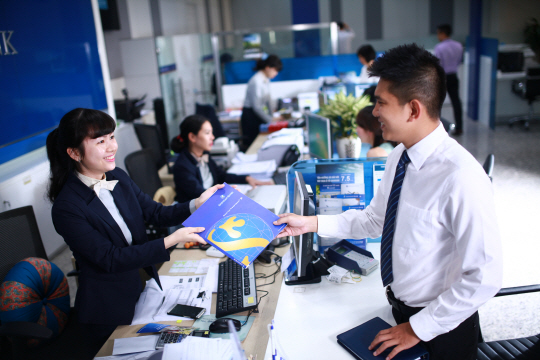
[209,318,242,333]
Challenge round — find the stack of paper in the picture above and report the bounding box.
[162,337,233,360]
[227,159,277,180]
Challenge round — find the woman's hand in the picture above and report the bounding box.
[273,213,318,238]
[164,226,206,249]
[195,184,225,209]
[246,176,274,188]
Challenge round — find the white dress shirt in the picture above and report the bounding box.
[318,123,503,342]
[243,70,272,123]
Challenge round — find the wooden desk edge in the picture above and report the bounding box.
[97,244,289,358]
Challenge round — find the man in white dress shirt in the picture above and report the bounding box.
[274,43,503,360]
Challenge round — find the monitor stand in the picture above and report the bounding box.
[284,252,333,286]
[284,262,321,285]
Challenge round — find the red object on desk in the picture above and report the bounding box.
[266,121,289,133]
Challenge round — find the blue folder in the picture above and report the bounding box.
[337,317,429,360]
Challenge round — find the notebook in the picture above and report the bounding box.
[337,317,429,360]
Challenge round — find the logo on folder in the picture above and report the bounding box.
[207,213,272,266]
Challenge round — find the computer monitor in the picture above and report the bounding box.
[297,92,319,112]
[306,113,332,159]
[322,84,346,102]
[498,51,524,73]
[285,171,319,285]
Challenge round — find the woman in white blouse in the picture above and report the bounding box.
[240,54,283,150]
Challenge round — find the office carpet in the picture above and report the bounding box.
[51,116,540,342]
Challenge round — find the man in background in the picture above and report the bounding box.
[435,24,464,135]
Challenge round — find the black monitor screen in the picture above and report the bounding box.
[307,114,332,159]
[498,51,524,73]
[292,171,314,277]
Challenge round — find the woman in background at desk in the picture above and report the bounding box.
[356,105,395,157]
[172,114,272,203]
[241,54,283,150]
[47,108,218,357]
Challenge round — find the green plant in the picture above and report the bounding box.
[318,92,372,138]
[524,18,540,63]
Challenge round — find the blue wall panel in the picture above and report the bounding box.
[224,54,367,84]
[0,1,107,164]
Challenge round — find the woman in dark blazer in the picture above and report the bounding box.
[46,109,220,356]
[172,114,271,203]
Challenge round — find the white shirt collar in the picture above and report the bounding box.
[406,122,447,170]
[76,171,118,196]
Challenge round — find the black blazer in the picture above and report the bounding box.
[173,147,247,203]
[51,168,191,326]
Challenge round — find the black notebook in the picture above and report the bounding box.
[337,317,429,360]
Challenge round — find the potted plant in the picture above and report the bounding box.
[318,92,372,158]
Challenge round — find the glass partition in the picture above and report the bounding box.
[212,23,338,109]
[155,33,214,142]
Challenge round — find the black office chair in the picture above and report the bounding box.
[0,206,47,283]
[0,206,99,360]
[508,68,540,130]
[477,285,540,359]
[195,103,243,143]
[133,123,172,173]
[124,149,170,241]
[153,97,171,152]
[195,103,226,138]
[441,118,456,134]
[483,154,495,182]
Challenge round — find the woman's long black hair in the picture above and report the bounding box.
[46,108,116,202]
[170,114,210,153]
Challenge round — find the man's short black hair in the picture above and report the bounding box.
[437,24,452,37]
[368,43,446,120]
[356,45,376,62]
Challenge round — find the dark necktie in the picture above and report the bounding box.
[380,150,411,287]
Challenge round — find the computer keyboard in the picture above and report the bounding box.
[216,258,258,318]
[272,171,288,185]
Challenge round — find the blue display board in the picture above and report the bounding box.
[0,1,107,164]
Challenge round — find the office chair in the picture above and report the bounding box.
[0,207,99,360]
[477,285,540,359]
[124,149,170,241]
[483,154,495,182]
[153,97,171,152]
[508,68,540,130]
[195,103,226,138]
[0,206,47,283]
[133,123,172,173]
[440,118,456,134]
[195,103,242,142]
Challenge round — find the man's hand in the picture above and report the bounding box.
[368,322,421,360]
[195,184,225,209]
[273,213,318,238]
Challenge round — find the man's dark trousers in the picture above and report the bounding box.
[387,287,480,360]
[446,73,463,133]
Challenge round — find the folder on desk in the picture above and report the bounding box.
[337,317,429,360]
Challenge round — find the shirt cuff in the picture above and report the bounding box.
[409,308,448,342]
[189,199,196,214]
[317,215,340,237]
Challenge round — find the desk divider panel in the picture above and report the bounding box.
[286,157,387,250]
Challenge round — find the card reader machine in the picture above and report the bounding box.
[325,240,379,276]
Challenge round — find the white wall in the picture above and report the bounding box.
[159,0,202,35]
[342,0,366,53]
[230,0,291,29]
[127,0,154,38]
[382,0,430,40]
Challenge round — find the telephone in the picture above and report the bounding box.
[211,137,231,153]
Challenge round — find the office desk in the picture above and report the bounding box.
[266,243,394,359]
[96,244,289,358]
